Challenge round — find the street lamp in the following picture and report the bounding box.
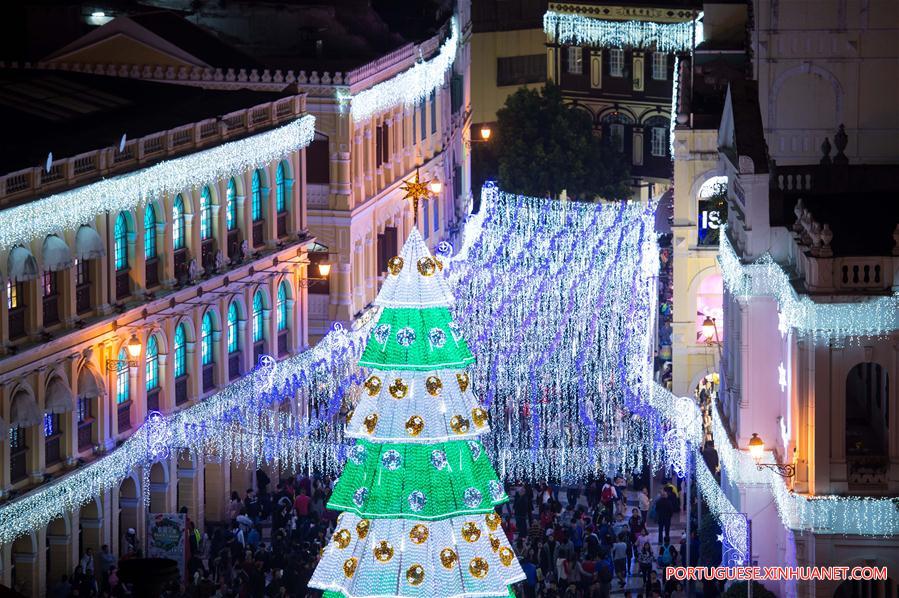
[479,125,492,141]
[107,334,142,371]
[429,178,443,195]
[702,316,716,344]
[747,433,795,478]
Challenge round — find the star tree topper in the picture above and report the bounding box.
[400,168,436,225]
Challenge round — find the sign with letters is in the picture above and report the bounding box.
[697,198,724,246]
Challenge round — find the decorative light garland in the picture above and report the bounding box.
[543,11,696,52]
[344,18,459,123]
[0,115,316,253]
[3,187,899,547]
[718,230,899,339]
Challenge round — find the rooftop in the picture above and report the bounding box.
[771,163,899,257]
[0,68,297,175]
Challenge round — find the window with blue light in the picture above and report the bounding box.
[114,213,128,270]
[145,335,159,391]
[277,282,288,331]
[227,179,237,231]
[430,90,437,134]
[144,205,157,259]
[116,348,130,404]
[200,187,213,240]
[174,324,186,378]
[423,200,430,239]
[201,313,214,365]
[433,197,439,232]
[228,302,239,353]
[419,99,426,141]
[173,195,185,250]
[253,291,264,342]
[252,170,263,221]
[276,163,287,213]
[43,413,60,437]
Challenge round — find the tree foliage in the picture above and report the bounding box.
[494,84,632,201]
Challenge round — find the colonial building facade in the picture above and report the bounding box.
[711,2,899,594]
[30,3,472,338]
[545,0,701,199]
[0,73,317,594]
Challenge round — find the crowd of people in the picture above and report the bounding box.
[47,468,707,598]
[500,477,702,598]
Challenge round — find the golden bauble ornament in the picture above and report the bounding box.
[499,547,515,567]
[471,407,489,427]
[450,415,470,434]
[469,557,489,579]
[425,376,443,397]
[417,256,436,276]
[388,378,408,400]
[356,519,370,540]
[485,511,501,531]
[363,375,382,396]
[387,256,404,276]
[405,415,424,437]
[363,413,378,434]
[439,548,459,569]
[406,564,425,586]
[456,372,470,392]
[409,524,429,544]
[461,521,481,543]
[489,534,500,553]
[373,540,394,563]
[333,529,351,549]
[343,557,358,578]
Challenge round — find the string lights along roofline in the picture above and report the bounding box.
[0,115,316,253]
[543,10,699,52]
[718,229,899,339]
[344,17,459,123]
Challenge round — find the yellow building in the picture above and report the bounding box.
[0,70,316,594]
[470,0,548,129]
[37,6,472,339]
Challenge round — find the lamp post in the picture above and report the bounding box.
[748,433,795,478]
[107,334,142,371]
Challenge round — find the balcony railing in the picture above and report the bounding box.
[0,93,306,207]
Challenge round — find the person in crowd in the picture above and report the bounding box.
[611,532,628,588]
[655,488,674,545]
[639,486,651,525]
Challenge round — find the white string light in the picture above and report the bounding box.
[0,115,316,253]
[718,230,899,339]
[2,188,898,548]
[344,18,459,123]
[544,11,696,52]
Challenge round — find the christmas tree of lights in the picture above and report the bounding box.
[309,175,524,597]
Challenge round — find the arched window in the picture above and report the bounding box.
[277,282,289,331]
[422,200,430,239]
[697,176,728,247]
[228,302,240,353]
[174,324,187,378]
[116,348,130,404]
[276,163,287,213]
[145,336,159,391]
[173,195,185,250]
[253,291,265,342]
[144,205,157,259]
[644,115,670,158]
[200,187,213,240]
[600,112,634,154]
[227,178,237,231]
[251,170,263,221]
[201,313,214,365]
[114,213,129,270]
